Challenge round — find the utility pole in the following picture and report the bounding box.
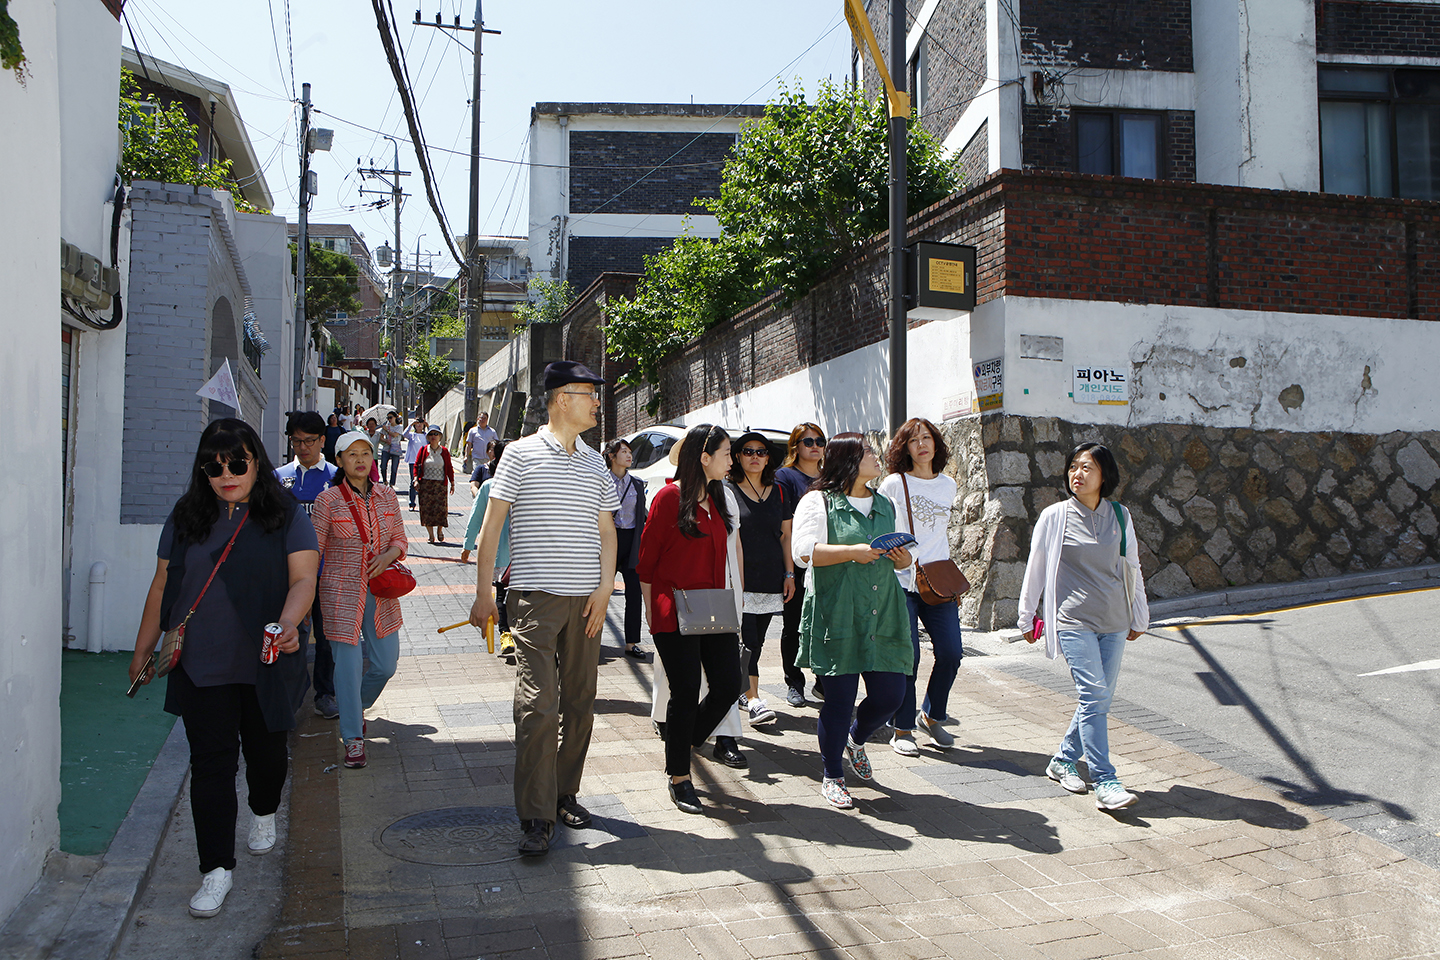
[359,139,409,409]
[291,85,332,409]
[293,83,311,409]
[416,3,500,426]
[887,0,909,435]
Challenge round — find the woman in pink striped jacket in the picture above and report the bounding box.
[312,431,408,770]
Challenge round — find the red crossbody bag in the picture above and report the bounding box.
[339,484,416,599]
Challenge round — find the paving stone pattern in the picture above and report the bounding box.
[254,490,1440,959]
[942,415,1440,631]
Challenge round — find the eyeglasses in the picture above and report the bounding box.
[290,435,322,447]
[202,458,250,478]
[561,390,598,399]
[799,437,825,447]
[740,447,769,457]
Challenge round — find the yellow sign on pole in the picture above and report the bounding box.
[843,0,910,118]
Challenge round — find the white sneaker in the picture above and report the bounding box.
[1046,758,1089,794]
[890,730,921,757]
[1094,780,1138,811]
[248,813,277,855]
[188,867,233,918]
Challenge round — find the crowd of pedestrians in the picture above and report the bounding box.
[126,360,1153,915]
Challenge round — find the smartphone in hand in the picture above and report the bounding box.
[126,654,156,698]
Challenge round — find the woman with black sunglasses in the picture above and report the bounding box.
[725,431,794,726]
[775,422,827,708]
[127,419,318,919]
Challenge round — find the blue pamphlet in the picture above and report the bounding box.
[870,531,917,552]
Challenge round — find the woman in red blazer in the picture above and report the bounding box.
[413,426,455,543]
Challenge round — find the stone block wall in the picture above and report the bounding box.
[941,415,1440,630]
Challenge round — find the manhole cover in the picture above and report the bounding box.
[377,806,523,865]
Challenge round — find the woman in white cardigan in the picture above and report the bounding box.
[1018,442,1149,811]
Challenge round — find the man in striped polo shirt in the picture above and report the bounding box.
[469,361,620,857]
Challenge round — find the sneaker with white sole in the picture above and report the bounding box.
[747,698,777,726]
[188,867,233,918]
[344,738,367,768]
[821,777,854,809]
[918,713,955,748]
[845,737,873,780]
[785,686,806,708]
[1046,758,1088,794]
[1094,779,1138,810]
[247,813,276,855]
[890,730,921,757]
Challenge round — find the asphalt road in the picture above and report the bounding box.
[1108,586,1440,864]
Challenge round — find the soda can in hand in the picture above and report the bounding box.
[262,622,283,664]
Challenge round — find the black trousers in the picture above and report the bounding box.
[779,580,823,696]
[174,665,289,873]
[615,531,643,646]
[308,601,334,700]
[653,630,741,777]
[741,612,776,679]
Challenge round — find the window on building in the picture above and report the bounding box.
[1075,111,1164,179]
[1320,66,1440,201]
[910,37,929,120]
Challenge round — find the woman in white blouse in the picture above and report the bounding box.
[1018,442,1149,812]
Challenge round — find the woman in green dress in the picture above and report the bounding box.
[791,433,914,810]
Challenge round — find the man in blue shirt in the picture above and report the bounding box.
[275,411,341,719]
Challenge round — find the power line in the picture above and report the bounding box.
[369,0,464,265]
[267,0,294,98]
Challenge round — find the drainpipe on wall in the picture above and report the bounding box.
[87,562,107,654]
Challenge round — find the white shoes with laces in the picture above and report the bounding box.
[248,813,277,855]
[188,867,233,918]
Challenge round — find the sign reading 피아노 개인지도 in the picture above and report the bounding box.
[1072,364,1129,405]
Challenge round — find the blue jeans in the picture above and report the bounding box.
[817,672,906,780]
[407,462,418,508]
[332,592,400,742]
[893,592,963,729]
[302,602,334,700]
[1056,629,1127,784]
[380,450,401,486]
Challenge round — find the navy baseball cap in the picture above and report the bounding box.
[543,360,605,391]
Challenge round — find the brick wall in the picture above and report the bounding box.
[956,120,989,188]
[567,236,672,295]
[1316,0,1440,58]
[1022,104,1197,181]
[613,171,1440,439]
[915,0,986,143]
[122,185,218,524]
[568,132,735,215]
[1020,0,1192,70]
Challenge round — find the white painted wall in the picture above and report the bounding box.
[57,0,119,255]
[674,296,1440,439]
[1193,0,1320,190]
[0,0,63,925]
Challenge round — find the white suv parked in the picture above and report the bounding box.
[617,424,791,505]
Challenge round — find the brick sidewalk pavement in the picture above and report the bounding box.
[256,496,1440,959]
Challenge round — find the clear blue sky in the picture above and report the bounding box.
[121,0,858,276]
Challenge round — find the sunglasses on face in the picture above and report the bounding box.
[799,437,825,447]
[202,458,250,478]
[740,447,769,457]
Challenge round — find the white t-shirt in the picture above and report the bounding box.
[468,424,498,457]
[876,471,957,592]
[404,430,428,462]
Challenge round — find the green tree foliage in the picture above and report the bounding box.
[325,339,345,365]
[291,242,362,346]
[422,288,464,339]
[605,79,960,405]
[2,0,27,82]
[404,349,464,397]
[513,276,575,325]
[119,70,265,213]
